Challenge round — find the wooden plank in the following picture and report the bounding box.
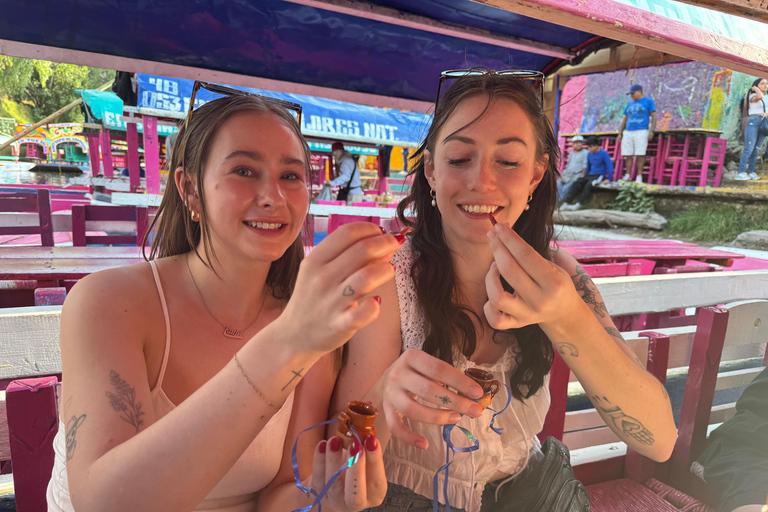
[126,123,141,192]
[0,391,8,461]
[0,246,143,259]
[143,116,161,195]
[99,129,113,177]
[596,271,768,316]
[566,246,743,262]
[0,307,62,380]
[0,258,142,281]
[709,403,737,425]
[564,408,604,432]
[673,0,768,23]
[715,367,763,391]
[722,300,768,348]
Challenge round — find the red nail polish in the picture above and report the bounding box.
[390,262,396,270]
[379,226,387,234]
[350,439,361,456]
[374,295,382,304]
[329,437,342,452]
[395,234,406,244]
[318,440,327,454]
[365,435,379,452]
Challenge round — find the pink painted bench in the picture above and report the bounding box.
[0,190,54,247]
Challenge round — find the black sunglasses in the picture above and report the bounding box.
[435,69,545,109]
[185,81,303,129]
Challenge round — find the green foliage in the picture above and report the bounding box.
[0,56,111,123]
[665,204,768,243]
[607,180,656,214]
[0,96,33,125]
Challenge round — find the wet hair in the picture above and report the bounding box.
[397,70,560,401]
[585,136,600,147]
[143,94,312,300]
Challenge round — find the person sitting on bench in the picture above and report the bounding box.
[560,136,613,211]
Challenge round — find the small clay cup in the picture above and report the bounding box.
[336,400,378,449]
[465,368,501,409]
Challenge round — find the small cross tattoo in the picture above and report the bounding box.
[282,368,304,391]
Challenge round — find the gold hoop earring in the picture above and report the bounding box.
[430,188,436,208]
[524,193,533,211]
[191,210,200,222]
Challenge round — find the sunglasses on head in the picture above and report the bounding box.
[435,69,545,109]
[185,81,303,130]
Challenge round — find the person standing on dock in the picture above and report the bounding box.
[617,84,656,180]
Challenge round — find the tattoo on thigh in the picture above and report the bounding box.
[571,266,608,318]
[106,370,145,432]
[591,395,655,446]
[554,342,579,357]
[65,414,86,461]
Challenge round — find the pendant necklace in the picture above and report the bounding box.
[186,254,267,339]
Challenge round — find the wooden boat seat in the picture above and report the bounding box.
[586,478,714,512]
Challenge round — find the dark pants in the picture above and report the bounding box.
[562,174,601,205]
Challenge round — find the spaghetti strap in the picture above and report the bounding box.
[148,260,172,390]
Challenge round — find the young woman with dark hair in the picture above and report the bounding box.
[332,70,677,511]
[47,90,395,512]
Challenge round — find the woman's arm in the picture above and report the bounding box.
[65,223,400,512]
[485,225,676,462]
[750,88,763,101]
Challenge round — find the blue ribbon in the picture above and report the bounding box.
[291,419,363,512]
[433,385,512,512]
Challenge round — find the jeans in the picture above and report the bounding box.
[738,115,768,175]
[557,180,574,202]
[562,174,602,205]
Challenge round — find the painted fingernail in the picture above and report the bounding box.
[390,262,396,270]
[350,439,361,457]
[374,295,382,304]
[379,226,387,234]
[469,404,484,417]
[399,227,412,236]
[365,435,379,452]
[395,234,406,244]
[318,440,327,454]
[329,437,342,452]
[448,413,461,423]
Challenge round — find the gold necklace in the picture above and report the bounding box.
[185,254,267,339]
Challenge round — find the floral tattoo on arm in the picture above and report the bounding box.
[571,265,608,318]
[106,370,145,432]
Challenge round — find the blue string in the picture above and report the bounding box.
[433,385,512,512]
[291,419,363,512]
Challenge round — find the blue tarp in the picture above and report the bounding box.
[137,74,431,147]
[77,90,178,136]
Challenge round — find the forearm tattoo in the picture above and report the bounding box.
[571,265,608,318]
[604,327,644,368]
[592,395,655,446]
[65,414,86,461]
[554,342,579,357]
[106,370,145,432]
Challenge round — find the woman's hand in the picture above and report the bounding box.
[483,222,586,332]
[309,435,386,511]
[752,86,761,94]
[276,222,401,356]
[379,350,484,449]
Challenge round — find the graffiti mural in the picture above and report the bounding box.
[560,61,732,134]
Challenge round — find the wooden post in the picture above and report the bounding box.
[99,129,113,177]
[85,133,101,178]
[143,116,160,194]
[6,377,59,512]
[126,123,141,192]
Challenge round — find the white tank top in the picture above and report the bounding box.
[384,240,550,512]
[46,260,295,511]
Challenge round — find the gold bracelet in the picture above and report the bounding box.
[233,353,276,407]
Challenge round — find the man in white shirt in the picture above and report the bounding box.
[325,142,362,201]
[558,135,587,200]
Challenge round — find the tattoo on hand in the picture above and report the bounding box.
[438,395,452,405]
[282,368,304,391]
[106,370,145,432]
[591,395,655,446]
[65,414,86,461]
[572,266,608,318]
[343,285,355,296]
[555,342,579,357]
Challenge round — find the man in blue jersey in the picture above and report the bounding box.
[560,136,613,210]
[617,84,657,179]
